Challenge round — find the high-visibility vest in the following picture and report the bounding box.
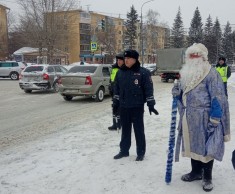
[216,66,228,82]
[110,68,119,82]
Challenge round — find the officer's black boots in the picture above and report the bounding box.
[113,152,129,159]
[136,155,144,161]
[108,118,117,130]
[202,160,214,192]
[108,117,121,130]
[181,159,202,182]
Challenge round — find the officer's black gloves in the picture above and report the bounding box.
[112,104,119,116]
[148,106,159,115]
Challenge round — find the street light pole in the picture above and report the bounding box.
[141,0,154,67]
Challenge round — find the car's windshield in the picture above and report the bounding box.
[68,66,97,73]
[24,66,44,72]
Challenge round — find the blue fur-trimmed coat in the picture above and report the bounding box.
[175,67,230,162]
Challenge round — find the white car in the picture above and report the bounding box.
[19,64,68,93]
[0,61,26,80]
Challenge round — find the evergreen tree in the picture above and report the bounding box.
[124,5,139,49]
[171,7,184,48]
[212,17,222,63]
[203,15,215,63]
[222,22,233,63]
[188,7,203,46]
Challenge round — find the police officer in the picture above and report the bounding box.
[108,53,124,130]
[113,49,158,161]
[215,57,231,96]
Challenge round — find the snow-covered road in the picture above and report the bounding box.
[0,74,234,194]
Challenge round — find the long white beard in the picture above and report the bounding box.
[180,57,210,89]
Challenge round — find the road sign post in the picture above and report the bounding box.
[91,42,97,52]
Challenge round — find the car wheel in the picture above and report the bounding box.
[95,87,104,102]
[10,72,19,80]
[63,95,73,101]
[24,89,32,93]
[53,82,59,92]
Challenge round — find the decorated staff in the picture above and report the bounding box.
[165,80,179,184]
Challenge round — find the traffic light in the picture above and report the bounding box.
[101,19,105,31]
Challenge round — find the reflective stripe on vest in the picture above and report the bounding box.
[110,68,119,82]
[216,66,228,82]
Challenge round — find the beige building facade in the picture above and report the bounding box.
[136,24,168,64]
[0,4,9,60]
[52,10,124,64]
[52,9,168,64]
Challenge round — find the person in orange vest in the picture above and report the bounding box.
[215,57,231,96]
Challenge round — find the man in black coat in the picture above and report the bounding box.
[113,49,158,161]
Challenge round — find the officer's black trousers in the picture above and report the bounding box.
[119,106,146,156]
[223,82,228,97]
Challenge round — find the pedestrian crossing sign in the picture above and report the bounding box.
[91,42,98,51]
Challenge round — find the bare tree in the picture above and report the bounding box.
[16,0,77,64]
[7,11,17,32]
[144,9,160,63]
[96,18,118,60]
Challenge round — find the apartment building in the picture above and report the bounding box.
[51,9,168,64]
[136,23,169,63]
[51,10,124,64]
[0,4,9,60]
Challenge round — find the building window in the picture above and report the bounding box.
[64,47,69,52]
[57,25,61,30]
[64,35,68,41]
[80,12,91,20]
[80,34,91,43]
[80,45,90,51]
[80,23,91,30]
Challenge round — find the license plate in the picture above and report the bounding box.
[31,77,40,81]
[25,77,39,82]
[24,83,33,87]
[65,89,78,93]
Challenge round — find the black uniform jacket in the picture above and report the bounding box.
[113,61,155,108]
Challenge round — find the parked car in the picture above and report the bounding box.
[64,62,89,70]
[144,64,157,75]
[58,64,111,102]
[19,64,68,93]
[0,61,26,80]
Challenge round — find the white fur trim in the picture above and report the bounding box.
[182,151,214,163]
[224,135,231,142]
[209,117,220,124]
[185,43,208,61]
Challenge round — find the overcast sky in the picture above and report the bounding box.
[2,0,235,30]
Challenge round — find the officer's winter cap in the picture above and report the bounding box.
[218,56,226,62]
[116,52,124,60]
[185,43,208,61]
[124,49,139,60]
